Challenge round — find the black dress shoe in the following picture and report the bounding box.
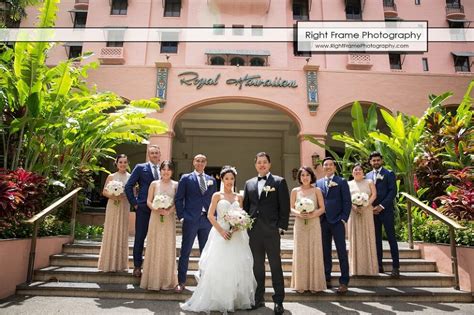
[391,267,400,278]
[274,303,284,315]
[251,301,265,310]
[378,267,385,273]
[326,281,333,289]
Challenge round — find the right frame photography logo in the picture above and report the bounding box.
[297,21,428,53]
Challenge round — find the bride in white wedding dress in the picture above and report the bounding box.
[181,166,257,314]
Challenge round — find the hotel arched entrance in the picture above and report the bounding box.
[171,101,301,191]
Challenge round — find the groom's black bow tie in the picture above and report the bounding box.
[258,175,267,181]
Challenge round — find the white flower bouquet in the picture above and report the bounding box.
[295,197,315,225]
[105,180,124,206]
[223,207,255,231]
[152,193,174,222]
[351,192,369,208]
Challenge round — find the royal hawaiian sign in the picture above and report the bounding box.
[177,71,298,90]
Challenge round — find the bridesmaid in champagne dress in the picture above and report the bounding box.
[290,166,326,293]
[98,154,131,272]
[348,163,378,275]
[140,160,178,290]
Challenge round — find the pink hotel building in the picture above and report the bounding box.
[23,0,473,188]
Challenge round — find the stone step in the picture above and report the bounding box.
[33,267,454,288]
[16,282,472,303]
[49,254,437,273]
[62,243,422,259]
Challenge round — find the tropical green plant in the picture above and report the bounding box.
[305,102,395,178]
[0,0,41,27]
[0,0,168,189]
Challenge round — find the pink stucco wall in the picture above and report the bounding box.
[0,236,72,299]
[416,242,474,292]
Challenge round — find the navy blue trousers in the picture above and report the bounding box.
[321,217,350,285]
[177,214,211,284]
[374,211,400,270]
[133,204,151,268]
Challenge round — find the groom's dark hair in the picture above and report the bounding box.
[255,152,271,163]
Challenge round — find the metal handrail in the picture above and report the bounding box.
[401,192,467,290]
[24,187,82,283]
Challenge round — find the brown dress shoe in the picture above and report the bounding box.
[336,284,348,294]
[132,267,142,278]
[174,283,185,293]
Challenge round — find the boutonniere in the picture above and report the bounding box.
[207,180,214,186]
[328,181,338,188]
[376,174,384,181]
[263,185,276,197]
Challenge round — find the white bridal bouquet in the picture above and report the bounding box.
[152,194,174,222]
[223,207,255,231]
[295,197,315,225]
[105,180,124,206]
[351,192,369,208]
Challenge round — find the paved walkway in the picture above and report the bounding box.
[1,296,473,314]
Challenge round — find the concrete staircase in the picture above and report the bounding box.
[16,230,472,303]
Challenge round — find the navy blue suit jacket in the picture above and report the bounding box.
[316,175,351,224]
[175,172,217,222]
[367,167,397,214]
[125,163,157,207]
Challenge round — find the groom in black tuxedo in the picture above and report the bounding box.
[316,157,351,294]
[243,152,290,315]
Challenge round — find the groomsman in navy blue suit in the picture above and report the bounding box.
[175,154,216,292]
[316,157,351,294]
[367,151,400,278]
[125,145,161,277]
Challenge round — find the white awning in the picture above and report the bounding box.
[452,52,474,57]
[205,49,270,56]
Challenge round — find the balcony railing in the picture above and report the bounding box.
[74,0,89,10]
[346,53,373,70]
[383,1,398,18]
[446,3,465,19]
[98,47,125,65]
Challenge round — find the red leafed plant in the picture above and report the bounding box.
[435,167,474,221]
[0,168,47,238]
[0,180,24,215]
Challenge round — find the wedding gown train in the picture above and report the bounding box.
[181,199,257,314]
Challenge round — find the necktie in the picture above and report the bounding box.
[199,174,206,194]
[374,170,379,183]
[258,175,267,181]
[152,165,159,180]
[326,177,331,188]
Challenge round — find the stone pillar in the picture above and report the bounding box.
[299,133,326,179]
[148,131,174,161]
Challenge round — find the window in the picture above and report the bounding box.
[293,0,309,20]
[106,41,123,47]
[383,0,395,6]
[232,25,244,36]
[213,24,225,35]
[389,53,402,70]
[73,12,87,28]
[251,25,263,36]
[161,41,178,53]
[415,0,420,4]
[250,57,265,67]
[111,0,127,15]
[230,57,245,66]
[210,56,225,65]
[164,0,181,17]
[346,0,362,20]
[446,0,461,7]
[422,58,429,71]
[454,56,470,72]
[293,24,311,57]
[69,46,82,59]
[448,20,464,28]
